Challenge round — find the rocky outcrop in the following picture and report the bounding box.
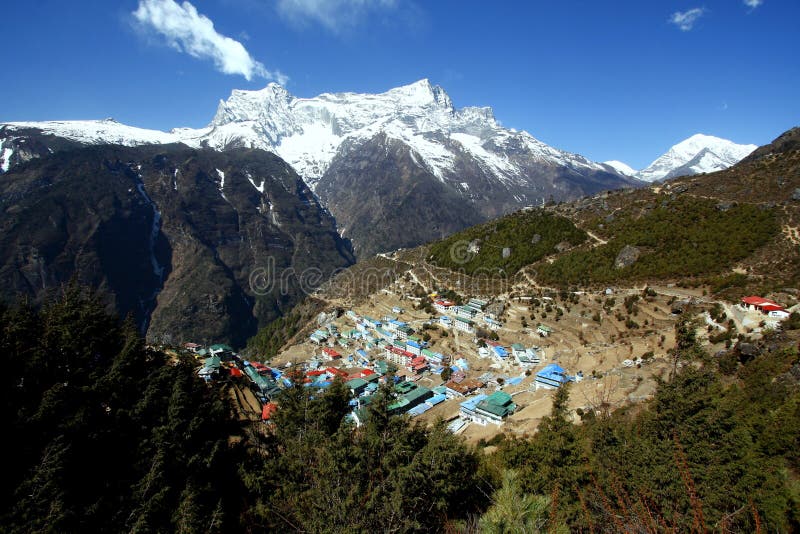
[614,245,641,269]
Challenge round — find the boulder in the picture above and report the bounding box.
[554,241,572,253]
[614,245,641,269]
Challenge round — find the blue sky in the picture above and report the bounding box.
[1,0,797,169]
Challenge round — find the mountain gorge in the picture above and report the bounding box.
[0,137,354,346]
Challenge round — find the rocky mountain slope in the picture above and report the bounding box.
[0,137,354,347]
[311,126,799,309]
[1,80,638,256]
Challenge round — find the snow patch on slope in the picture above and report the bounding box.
[1,146,13,172]
[245,171,266,193]
[216,168,227,200]
[6,118,189,146]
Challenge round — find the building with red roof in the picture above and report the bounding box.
[433,300,456,312]
[322,347,342,361]
[741,296,789,318]
[385,345,415,367]
[409,356,429,374]
[326,366,348,378]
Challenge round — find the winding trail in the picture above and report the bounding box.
[584,229,608,246]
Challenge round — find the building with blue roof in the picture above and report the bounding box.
[407,404,431,417]
[535,364,571,389]
[492,346,509,359]
[427,393,447,406]
[406,339,422,355]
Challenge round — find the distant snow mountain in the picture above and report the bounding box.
[603,160,637,177]
[2,79,635,256]
[635,134,757,183]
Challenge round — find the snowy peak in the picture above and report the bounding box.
[636,133,756,182]
[382,78,453,110]
[210,83,294,127]
[0,79,620,192]
[194,79,610,188]
[603,160,637,177]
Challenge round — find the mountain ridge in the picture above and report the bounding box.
[1,80,638,256]
[0,81,758,257]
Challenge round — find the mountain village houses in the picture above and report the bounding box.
[184,290,794,434]
[184,291,578,431]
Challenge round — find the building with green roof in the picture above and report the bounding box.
[389,384,433,415]
[474,390,516,424]
[346,377,369,396]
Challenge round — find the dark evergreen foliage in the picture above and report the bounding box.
[0,285,242,532]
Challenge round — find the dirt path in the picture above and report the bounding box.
[585,229,608,246]
[378,252,433,293]
[783,224,800,245]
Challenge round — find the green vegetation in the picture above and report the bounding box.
[496,323,800,531]
[243,383,487,531]
[428,208,587,276]
[0,285,240,532]
[706,272,750,294]
[247,309,306,360]
[538,197,779,286]
[247,298,326,360]
[3,284,798,532]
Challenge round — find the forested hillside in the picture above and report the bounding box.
[0,286,243,532]
[2,286,799,532]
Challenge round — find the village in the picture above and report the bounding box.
[186,281,797,443]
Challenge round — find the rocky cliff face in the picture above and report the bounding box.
[0,138,354,347]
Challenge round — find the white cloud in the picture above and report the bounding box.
[277,0,398,34]
[744,0,763,8]
[132,0,287,83]
[669,7,706,31]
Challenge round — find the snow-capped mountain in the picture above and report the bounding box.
[603,160,637,177]
[636,134,757,182]
[3,79,623,191]
[1,79,635,256]
[202,79,621,191]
